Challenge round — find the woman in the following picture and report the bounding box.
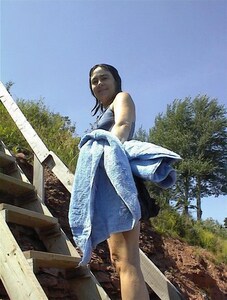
[89,64,149,300]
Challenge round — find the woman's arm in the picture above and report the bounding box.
[111,92,135,143]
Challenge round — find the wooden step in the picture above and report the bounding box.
[0,87,113,300]
[0,173,34,196]
[0,151,16,172]
[24,250,90,279]
[24,250,80,270]
[0,203,58,229]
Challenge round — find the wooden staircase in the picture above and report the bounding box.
[0,140,109,300]
[0,81,184,299]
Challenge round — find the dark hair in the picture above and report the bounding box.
[89,64,122,115]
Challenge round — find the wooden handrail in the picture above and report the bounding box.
[0,82,73,192]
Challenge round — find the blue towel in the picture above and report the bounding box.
[69,130,141,265]
[124,139,181,188]
[69,129,181,265]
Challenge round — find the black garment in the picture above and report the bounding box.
[134,176,160,220]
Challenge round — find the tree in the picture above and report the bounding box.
[149,95,227,220]
[5,81,14,95]
[133,126,149,142]
[224,217,227,229]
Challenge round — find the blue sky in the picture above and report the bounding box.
[1,0,227,224]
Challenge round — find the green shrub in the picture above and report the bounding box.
[0,98,80,172]
[150,206,227,263]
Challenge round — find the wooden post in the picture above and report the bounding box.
[33,155,45,202]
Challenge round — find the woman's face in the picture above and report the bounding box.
[90,67,117,107]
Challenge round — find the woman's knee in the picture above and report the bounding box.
[109,246,140,274]
[111,251,136,275]
[110,251,123,273]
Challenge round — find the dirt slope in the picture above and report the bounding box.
[0,158,226,300]
[43,167,227,300]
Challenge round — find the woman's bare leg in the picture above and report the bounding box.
[107,222,149,300]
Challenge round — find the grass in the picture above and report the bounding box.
[150,206,227,264]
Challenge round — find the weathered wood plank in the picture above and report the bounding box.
[33,155,45,202]
[0,152,16,168]
[22,200,110,300]
[0,152,17,175]
[0,83,74,192]
[0,173,35,195]
[0,141,13,156]
[0,212,48,300]
[140,250,184,300]
[0,203,58,228]
[0,83,49,163]
[23,250,80,269]
[44,151,74,192]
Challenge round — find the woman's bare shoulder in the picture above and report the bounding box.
[114,92,134,105]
